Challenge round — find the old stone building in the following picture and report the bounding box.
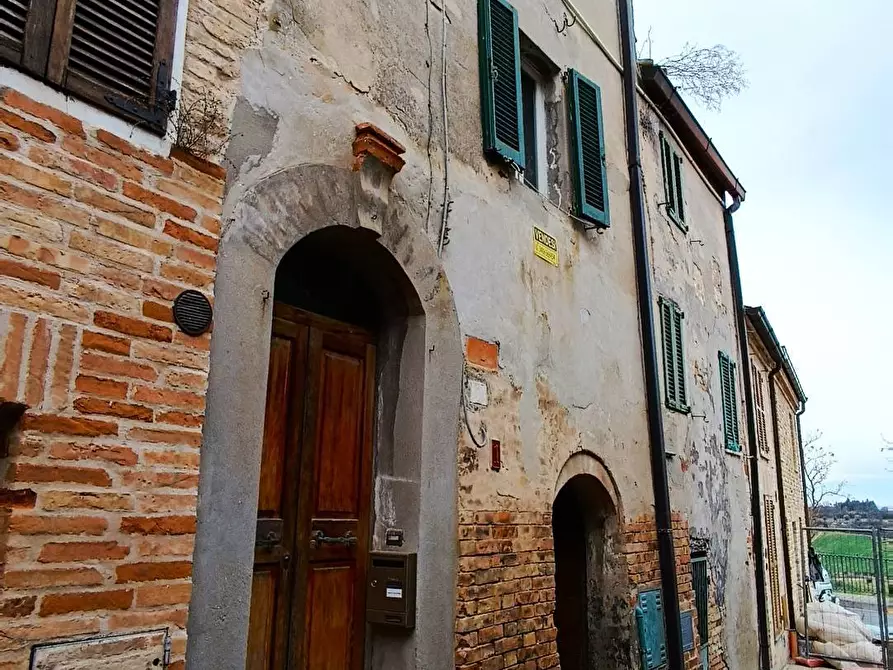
[0,0,801,668]
[746,306,808,670]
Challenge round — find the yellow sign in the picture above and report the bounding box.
[533,227,558,266]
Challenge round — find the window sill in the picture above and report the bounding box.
[665,402,690,415]
[0,66,173,156]
[725,447,743,457]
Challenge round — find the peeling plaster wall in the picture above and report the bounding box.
[174,0,767,665]
[640,101,761,669]
[215,0,652,533]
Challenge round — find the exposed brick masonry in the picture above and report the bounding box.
[456,510,558,670]
[0,88,223,669]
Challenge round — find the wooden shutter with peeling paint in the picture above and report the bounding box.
[568,68,609,227]
[719,352,740,452]
[0,0,179,131]
[660,297,688,413]
[478,0,524,166]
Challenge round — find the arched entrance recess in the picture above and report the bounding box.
[552,452,632,669]
[186,164,462,670]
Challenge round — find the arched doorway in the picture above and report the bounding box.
[552,470,627,669]
[245,227,421,669]
[186,163,462,670]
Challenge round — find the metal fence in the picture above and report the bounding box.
[817,552,893,596]
[799,525,890,669]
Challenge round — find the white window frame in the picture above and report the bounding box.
[519,62,548,194]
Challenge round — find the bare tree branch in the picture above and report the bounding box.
[169,87,230,160]
[656,43,748,112]
[803,431,847,522]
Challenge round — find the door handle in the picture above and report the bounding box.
[309,530,357,549]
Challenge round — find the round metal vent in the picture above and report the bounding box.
[172,290,212,336]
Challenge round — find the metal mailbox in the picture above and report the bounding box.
[366,551,416,629]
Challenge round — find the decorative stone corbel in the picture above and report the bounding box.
[352,122,406,237]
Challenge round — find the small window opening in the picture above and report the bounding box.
[518,34,556,195]
[520,67,546,191]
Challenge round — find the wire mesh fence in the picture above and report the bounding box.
[799,525,890,668]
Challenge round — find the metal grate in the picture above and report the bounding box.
[68,0,160,102]
[577,79,605,212]
[692,556,709,646]
[0,0,29,51]
[489,0,519,152]
[173,290,212,336]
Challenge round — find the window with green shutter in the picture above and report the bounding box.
[478,0,524,167]
[659,297,688,413]
[659,131,686,232]
[567,69,610,228]
[719,352,741,452]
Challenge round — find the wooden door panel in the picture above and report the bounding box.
[247,320,307,670]
[248,306,374,670]
[304,565,356,670]
[246,569,277,670]
[314,350,364,516]
[258,335,293,516]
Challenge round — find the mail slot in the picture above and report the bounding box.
[367,552,416,629]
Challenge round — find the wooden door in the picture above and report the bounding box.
[246,304,375,670]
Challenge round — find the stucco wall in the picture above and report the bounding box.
[211,0,654,666]
[640,98,760,669]
[0,0,776,665]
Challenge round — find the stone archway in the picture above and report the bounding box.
[552,452,632,669]
[185,161,462,670]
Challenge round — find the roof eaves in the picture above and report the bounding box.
[744,306,807,403]
[638,61,746,204]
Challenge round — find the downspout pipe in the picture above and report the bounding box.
[796,402,809,525]
[724,201,772,670]
[617,3,683,669]
[768,363,797,635]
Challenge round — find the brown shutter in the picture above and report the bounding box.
[56,0,179,129]
[0,0,57,72]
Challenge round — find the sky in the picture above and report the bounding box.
[631,0,893,506]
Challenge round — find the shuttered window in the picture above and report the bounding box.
[752,363,769,456]
[692,556,709,651]
[765,497,784,635]
[478,0,524,167]
[0,0,179,132]
[659,297,688,413]
[660,131,686,231]
[567,69,609,227]
[719,352,740,452]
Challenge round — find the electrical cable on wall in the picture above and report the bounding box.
[436,2,451,256]
[424,0,436,236]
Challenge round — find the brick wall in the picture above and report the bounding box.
[623,513,729,670]
[455,507,737,670]
[0,88,223,669]
[455,510,559,670]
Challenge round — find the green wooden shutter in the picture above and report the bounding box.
[659,298,688,412]
[659,132,675,214]
[673,153,686,227]
[659,132,687,231]
[637,588,668,669]
[673,306,687,408]
[719,352,740,452]
[478,0,524,166]
[568,69,610,227]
